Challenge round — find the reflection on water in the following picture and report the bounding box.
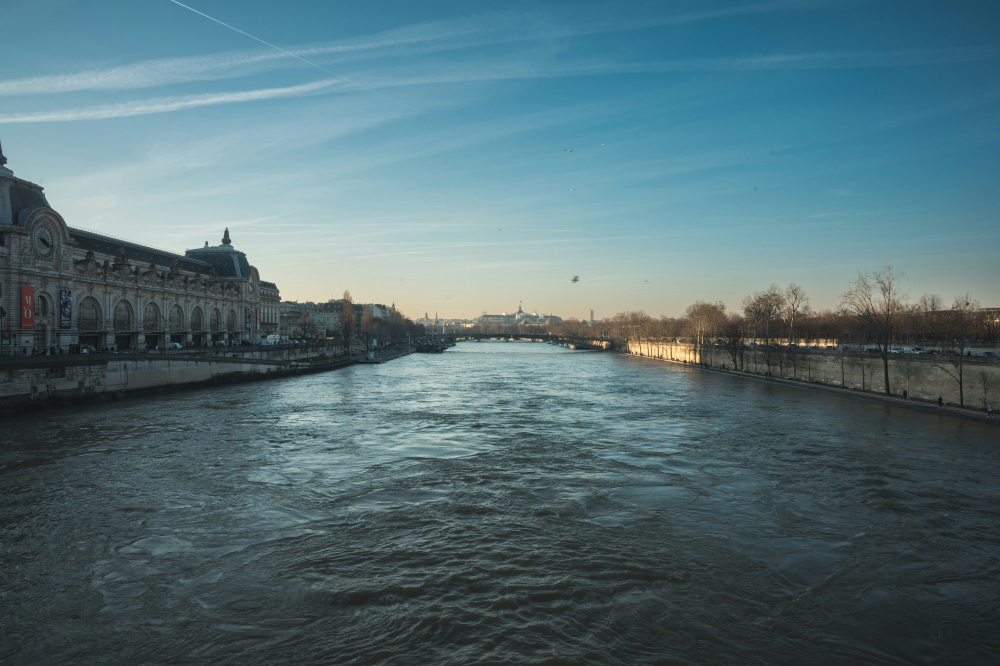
[2,342,998,664]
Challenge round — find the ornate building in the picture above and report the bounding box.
[0,143,277,352]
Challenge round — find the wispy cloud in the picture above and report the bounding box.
[8,43,997,125]
[0,1,861,97]
[0,79,342,124]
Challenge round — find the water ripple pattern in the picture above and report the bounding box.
[2,342,999,664]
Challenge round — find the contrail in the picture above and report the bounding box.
[166,0,416,111]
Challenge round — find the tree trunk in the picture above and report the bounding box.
[958,357,964,406]
[881,348,890,395]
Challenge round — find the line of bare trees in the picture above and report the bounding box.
[334,290,425,353]
[536,267,996,402]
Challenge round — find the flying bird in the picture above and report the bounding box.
[569,188,575,191]
[601,143,605,146]
[565,149,573,152]
[571,276,580,283]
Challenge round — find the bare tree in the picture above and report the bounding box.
[841,266,907,395]
[977,369,993,411]
[742,293,766,346]
[685,301,725,365]
[837,347,848,387]
[340,290,356,354]
[917,293,943,343]
[864,354,877,391]
[722,313,746,371]
[900,351,915,399]
[937,294,979,407]
[851,351,867,391]
[785,283,809,346]
[361,305,376,352]
[760,284,785,348]
[298,311,319,340]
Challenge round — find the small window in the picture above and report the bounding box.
[37,296,48,317]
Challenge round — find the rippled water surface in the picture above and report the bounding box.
[2,342,999,665]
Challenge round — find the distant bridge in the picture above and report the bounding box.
[417,333,611,350]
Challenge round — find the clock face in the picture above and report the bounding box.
[247,279,255,293]
[33,226,54,257]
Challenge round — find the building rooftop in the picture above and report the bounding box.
[69,227,212,274]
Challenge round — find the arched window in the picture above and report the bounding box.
[227,309,236,332]
[191,307,203,332]
[144,303,160,331]
[114,301,132,331]
[169,305,184,332]
[37,295,49,317]
[210,308,221,332]
[80,298,101,331]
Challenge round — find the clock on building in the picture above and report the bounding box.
[33,226,54,257]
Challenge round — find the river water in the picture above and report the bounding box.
[2,342,998,665]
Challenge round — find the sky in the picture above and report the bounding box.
[1,0,998,320]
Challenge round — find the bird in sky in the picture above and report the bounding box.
[601,144,605,146]
[571,276,580,283]
[569,188,575,191]
[565,149,573,152]
[644,280,649,282]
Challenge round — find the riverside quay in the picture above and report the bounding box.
[0,143,279,354]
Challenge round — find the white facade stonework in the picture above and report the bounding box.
[0,144,277,353]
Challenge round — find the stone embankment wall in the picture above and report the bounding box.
[0,345,358,411]
[623,340,1000,411]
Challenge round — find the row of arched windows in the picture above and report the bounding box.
[71,299,239,333]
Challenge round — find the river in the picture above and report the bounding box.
[2,341,998,664]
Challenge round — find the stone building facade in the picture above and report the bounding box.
[0,144,277,353]
[260,281,280,336]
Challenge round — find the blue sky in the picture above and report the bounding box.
[2,0,998,319]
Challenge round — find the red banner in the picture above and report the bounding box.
[20,286,34,329]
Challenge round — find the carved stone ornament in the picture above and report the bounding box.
[74,251,101,277]
[141,262,159,286]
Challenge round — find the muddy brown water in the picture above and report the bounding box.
[2,342,998,664]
